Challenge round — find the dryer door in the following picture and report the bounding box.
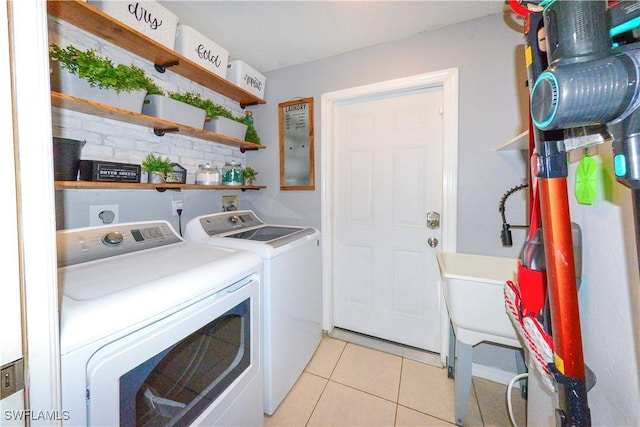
[85,277,260,426]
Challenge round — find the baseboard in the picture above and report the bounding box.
[472,362,522,385]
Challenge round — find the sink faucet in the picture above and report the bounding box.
[499,183,529,246]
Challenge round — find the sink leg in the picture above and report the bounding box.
[454,340,473,426]
[515,349,528,400]
[448,322,456,379]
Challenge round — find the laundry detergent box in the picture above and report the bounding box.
[89,1,179,49]
[227,60,266,100]
[175,24,229,78]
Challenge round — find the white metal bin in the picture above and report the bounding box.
[89,1,179,49]
[175,24,229,78]
[227,60,266,99]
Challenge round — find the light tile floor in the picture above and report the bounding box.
[264,336,527,426]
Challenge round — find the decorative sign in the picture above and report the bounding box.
[279,97,315,190]
[166,163,187,184]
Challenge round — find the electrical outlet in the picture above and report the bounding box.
[172,200,183,216]
[89,204,119,226]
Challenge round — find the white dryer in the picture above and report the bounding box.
[184,210,322,415]
[57,221,263,426]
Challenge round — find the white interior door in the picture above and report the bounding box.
[332,86,444,352]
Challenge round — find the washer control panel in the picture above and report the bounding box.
[199,210,264,236]
[57,221,182,267]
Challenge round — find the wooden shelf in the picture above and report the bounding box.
[47,0,265,108]
[55,181,266,191]
[51,92,265,152]
[496,131,529,151]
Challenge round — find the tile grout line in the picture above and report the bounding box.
[393,357,405,426]
[304,338,461,426]
[304,340,349,426]
[471,378,485,427]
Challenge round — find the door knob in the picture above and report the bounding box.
[427,237,439,248]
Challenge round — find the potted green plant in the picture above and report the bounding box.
[49,43,163,113]
[142,153,173,184]
[243,120,261,145]
[243,166,259,186]
[169,92,249,140]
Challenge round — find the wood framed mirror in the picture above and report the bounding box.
[279,97,314,190]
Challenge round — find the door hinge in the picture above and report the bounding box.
[0,358,24,399]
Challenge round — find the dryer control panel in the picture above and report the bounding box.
[57,221,182,267]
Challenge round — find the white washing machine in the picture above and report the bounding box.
[184,210,322,415]
[57,221,263,426]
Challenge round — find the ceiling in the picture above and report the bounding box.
[159,1,507,73]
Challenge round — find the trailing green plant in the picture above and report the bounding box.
[243,166,258,184]
[50,44,163,95]
[169,91,261,145]
[141,153,173,174]
[169,91,233,119]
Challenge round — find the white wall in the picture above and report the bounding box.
[566,148,640,426]
[247,12,530,254]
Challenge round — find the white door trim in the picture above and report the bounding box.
[8,0,63,418]
[320,69,458,359]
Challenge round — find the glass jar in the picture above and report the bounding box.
[195,163,220,185]
[222,161,244,186]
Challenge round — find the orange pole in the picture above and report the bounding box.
[538,177,586,380]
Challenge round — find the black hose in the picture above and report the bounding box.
[499,183,529,223]
[499,183,529,247]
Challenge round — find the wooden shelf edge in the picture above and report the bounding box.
[51,92,265,151]
[55,181,267,191]
[496,131,529,151]
[47,0,265,107]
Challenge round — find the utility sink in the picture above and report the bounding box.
[436,251,521,347]
[436,251,524,426]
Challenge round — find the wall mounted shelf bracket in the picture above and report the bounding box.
[154,127,180,137]
[240,102,259,109]
[154,61,180,73]
[155,187,181,193]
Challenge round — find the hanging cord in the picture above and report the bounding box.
[507,372,529,427]
[177,208,183,236]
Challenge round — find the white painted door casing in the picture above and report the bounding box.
[4,0,63,423]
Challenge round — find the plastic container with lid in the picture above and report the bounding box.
[221,161,243,186]
[195,163,220,185]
